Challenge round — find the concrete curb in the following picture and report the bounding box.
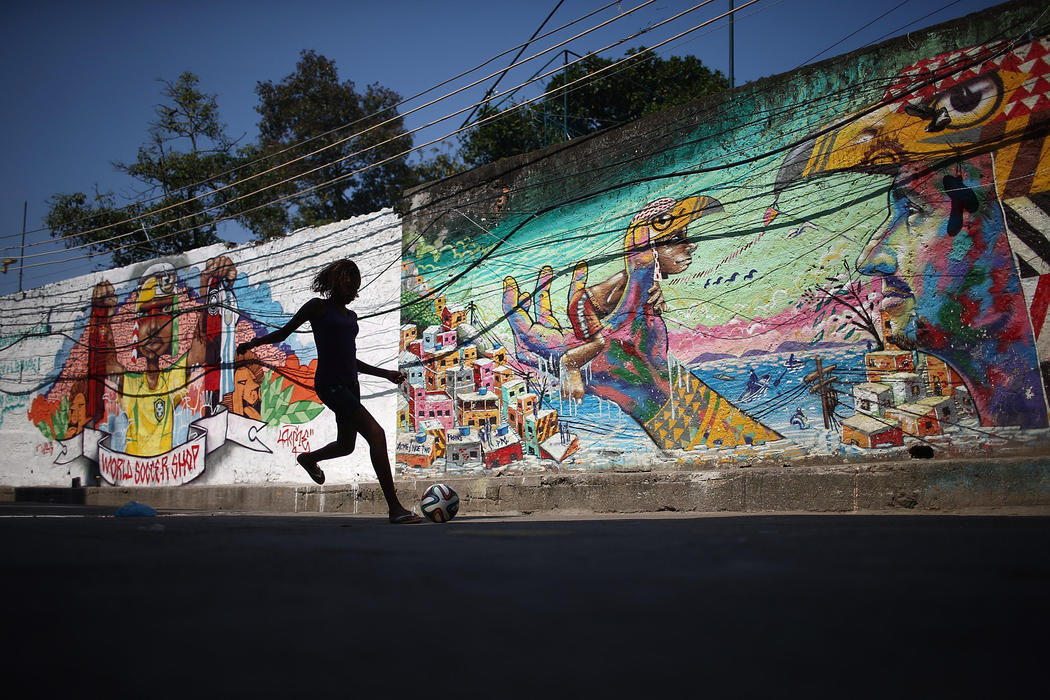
[4,456,1050,514]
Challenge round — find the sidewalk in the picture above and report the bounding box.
[4,454,1050,515]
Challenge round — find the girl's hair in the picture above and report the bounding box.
[313,259,361,298]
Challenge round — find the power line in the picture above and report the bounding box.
[1,0,638,245]
[10,1,760,273]
[3,8,1042,335]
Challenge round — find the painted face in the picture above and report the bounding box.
[654,226,697,276]
[68,393,87,431]
[857,160,1023,354]
[234,366,260,406]
[137,294,174,362]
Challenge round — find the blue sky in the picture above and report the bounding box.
[0,0,1008,295]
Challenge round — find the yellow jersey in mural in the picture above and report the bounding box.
[122,355,188,457]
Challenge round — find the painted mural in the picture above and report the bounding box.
[397,24,1050,474]
[24,256,325,486]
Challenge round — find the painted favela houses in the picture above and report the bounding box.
[0,213,403,487]
[396,0,1050,475]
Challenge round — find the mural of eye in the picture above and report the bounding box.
[930,74,1003,128]
[650,212,675,230]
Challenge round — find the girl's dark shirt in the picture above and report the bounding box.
[312,299,359,392]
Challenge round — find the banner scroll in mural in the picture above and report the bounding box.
[53,407,271,486]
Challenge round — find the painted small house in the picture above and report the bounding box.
[399,324,418,352]
[917,395,954,425]
[492,364,515,390]
[446,425,483,466]
[443,365,475,402]
[480,424,524,469]
[881,372,925,406]
[472,357,496,393]
[508,393,540,439]
[500,379,527,422]
[399,351,425,387]
[886,402,942,438]
[395,431,439,469]
[455,387,500,429]
[418,418,448,458]
[407,384,454,433]
[864,350,915,382]
[396,393,411,433]
[485,345,507,366]
[422,325,457,354]
[921,355,965,397]
[841,414,904,449]
[441,304,468,331]
[853,382,893,417]
[522,408,559,456]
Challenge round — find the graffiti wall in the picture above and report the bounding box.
[397,1,1050,475]
[0,212,402,487]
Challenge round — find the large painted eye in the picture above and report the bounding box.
[929,74,1003,128]
[649,212,675,231]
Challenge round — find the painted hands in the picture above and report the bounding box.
[202,256,237,291]
[501,248,671,421]
[501,264,579,366]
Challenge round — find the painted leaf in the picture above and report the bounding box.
[260,370,284,425]
[36,420,54,442]
[280,401,325,425]
[51,397,69,442]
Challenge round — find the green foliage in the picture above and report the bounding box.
[407,145,466,192]
[459,48,728,168]
[35,396,70,441]
[259,369,325,426]
[260,369,292,426]
[36,421,54,442]
[45,48,727,252]
[282,400,325,425]
[400,288,441,330]
[459,102,549,169]
[238,50,420,233]
[46,73,235,266]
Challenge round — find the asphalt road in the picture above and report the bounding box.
[3,504,1047,697]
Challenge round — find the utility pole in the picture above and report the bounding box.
[729,0,735,89]
[805,357,839,429]
[19,201,27,293]
[563,49,569,140]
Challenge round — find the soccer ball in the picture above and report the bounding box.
[420,483,459,523]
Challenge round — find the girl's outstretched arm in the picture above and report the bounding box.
[357,360,405,384]
[237,298,324,354]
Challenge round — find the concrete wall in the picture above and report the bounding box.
[398,0,1050,474]
[0,211,402,487]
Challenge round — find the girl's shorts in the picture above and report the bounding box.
[316,383,361,417]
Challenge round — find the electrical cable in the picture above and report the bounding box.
[1,0,637,244]
[6,7,1041,340]
[14,0,749,268]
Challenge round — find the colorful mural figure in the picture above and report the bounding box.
[502,195,781,450]
[775,35,1050,429]
[27,257,326,486]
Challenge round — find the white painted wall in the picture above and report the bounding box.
[0,210,403,487]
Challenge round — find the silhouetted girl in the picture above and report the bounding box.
[238,259,420,523]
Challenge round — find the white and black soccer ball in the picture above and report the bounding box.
[420,483,459,523]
